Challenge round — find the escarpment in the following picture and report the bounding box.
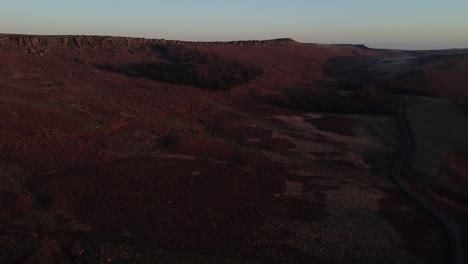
[0,34,297,53]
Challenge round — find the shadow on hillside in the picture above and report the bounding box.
[96,43,263,90]
[271,84,395,115]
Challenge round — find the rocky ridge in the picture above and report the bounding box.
[0,34,297,52]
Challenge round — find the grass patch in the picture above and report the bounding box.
[404,95,468,199]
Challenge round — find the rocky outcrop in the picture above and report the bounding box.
[0,34,152,50]
[170,38,297,47]
[0,34,296,52]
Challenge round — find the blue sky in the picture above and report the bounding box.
[1,0,467,49]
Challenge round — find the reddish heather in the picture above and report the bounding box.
[0,35,381,172]
[37,158,283,253]
[441,151,468,197]
[0,35,450,262]
[424,57,468,103]
[0,192,33,223]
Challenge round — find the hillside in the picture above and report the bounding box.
[0,34,458,263]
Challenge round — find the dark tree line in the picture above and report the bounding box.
[274,85,394,115]
[99,44,263,90]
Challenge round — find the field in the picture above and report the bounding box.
[403,96,468,198]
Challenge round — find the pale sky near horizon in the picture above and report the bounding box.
[1,0,467,50]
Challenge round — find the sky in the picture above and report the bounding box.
[1,0,468,50]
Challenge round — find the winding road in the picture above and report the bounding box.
[392,98,463,264]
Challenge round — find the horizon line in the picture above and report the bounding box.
[1,32,468,51]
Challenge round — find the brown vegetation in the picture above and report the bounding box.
[0,34,455,263]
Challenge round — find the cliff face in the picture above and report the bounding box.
[0,34,296,52]
[172,38,297,46]
[0,35,154,53]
